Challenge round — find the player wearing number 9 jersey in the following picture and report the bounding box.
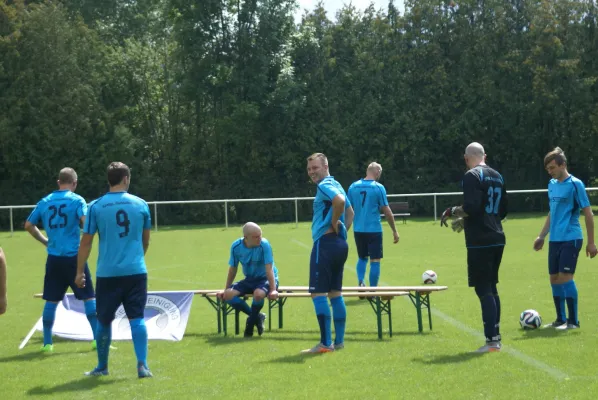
[76,162,153,378]
[25,167,98,353]
[441,142,507,353]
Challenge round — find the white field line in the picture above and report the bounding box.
[290,238,569,381]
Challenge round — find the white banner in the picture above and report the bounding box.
[23,291,195,347]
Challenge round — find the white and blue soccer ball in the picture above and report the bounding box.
[519,309,542,330]
[422,270,437,284]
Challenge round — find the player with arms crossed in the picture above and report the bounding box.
[218,222,279,337]
[303,153,354,353]
[441,142,507,353]
[533,147,597,330]
[24,168,98,352]
[347,162,399,290]
[76,162,153,378]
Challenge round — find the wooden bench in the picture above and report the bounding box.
[381,202,411,224]
[218,290,409,339]
[278,285,448,333]
[35,284,447,339]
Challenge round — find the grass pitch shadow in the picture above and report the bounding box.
[512,327,580,341]
[412,352,486,365]
[0,349,81,363]
[27,377,126,396]
[269,352,327,364]
[188,329,426,346]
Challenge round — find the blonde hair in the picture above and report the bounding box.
[307,153,328,166]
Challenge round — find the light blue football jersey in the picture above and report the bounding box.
[548,175,590,242]
[84,192,151,277]
[347,179,389,233]
[311,176,351,242]
[228,238,278,279]
[27,190,87,257]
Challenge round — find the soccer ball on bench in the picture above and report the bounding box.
[422,270,437,284]
[519,309,542,330]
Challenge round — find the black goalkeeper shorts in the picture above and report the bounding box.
[467,246,504,287]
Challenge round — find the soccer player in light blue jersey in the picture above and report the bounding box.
[0,248,7,315]
[24,168,97,353]
[534,147,597,330]
[218,222,279,337]
[347,162,399,290]
[75,162,153,378]
[302,153,354,353]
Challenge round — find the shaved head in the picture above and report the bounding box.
[465,142,485,158]
[366,162,382,180]
[58,167,77,184]
[242,222,263,248]
[243,222,261,236]
[464,142,486,169]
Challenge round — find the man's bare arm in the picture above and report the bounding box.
[345,206,354,231]
[265,263,276,293]
[330,194,346,231]
[24,221,48,247]
[77,234,94,276]
[142,229,151,255]
[224,267,237,290]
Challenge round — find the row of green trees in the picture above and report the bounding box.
[1,0,597,226]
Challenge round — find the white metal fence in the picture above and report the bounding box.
[2,188,597,236]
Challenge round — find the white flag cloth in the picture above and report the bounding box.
[30,291,195,342]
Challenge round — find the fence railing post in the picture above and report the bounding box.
[9,207,13,237]
[434,194,437,222]
[294,199,298,228]
[154,203,158,232]
[224,201,228,229]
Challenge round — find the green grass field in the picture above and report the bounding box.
[1,215,598,399]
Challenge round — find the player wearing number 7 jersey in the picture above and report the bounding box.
[75,162,153,378]
[440,142,508,353]
[25,167,98,353]
[347,162,399,290]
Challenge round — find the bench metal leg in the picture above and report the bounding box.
[217,298,222,333]
[203,295,224,334]
[416,294,423,332]
[424,293,433,330]
[388,298,392,337]
[279,297,285,329]
[367,296,393,339]
[235,309,240,335]
[376,297,382,339]
[268,298,272,331]
[222,302,229,336]
[408,292,435,333]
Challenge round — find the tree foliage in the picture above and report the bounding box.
[1,0,597,225]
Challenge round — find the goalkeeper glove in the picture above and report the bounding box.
[440,206,457,227]
[451,217,464,233]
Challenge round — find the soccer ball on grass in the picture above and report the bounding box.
[519,309,542,329]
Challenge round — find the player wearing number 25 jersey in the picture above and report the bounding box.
[25,168,98,353]
[76,162,153,378]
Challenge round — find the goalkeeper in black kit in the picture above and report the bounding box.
[441,142,508,353]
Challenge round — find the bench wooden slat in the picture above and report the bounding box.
[35,286,446,299]
[277,286,448,292]
[279,291,409,298]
